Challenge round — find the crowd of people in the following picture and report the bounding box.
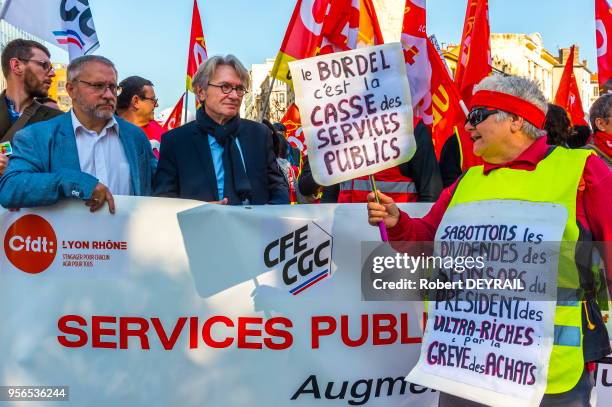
[0,36,610,406]
[0,38,609,213]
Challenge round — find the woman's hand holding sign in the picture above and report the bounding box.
[367,191,400,229]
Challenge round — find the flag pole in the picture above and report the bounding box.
[182,91,189,125]
[369,175,388,242]
[259,76,276,122]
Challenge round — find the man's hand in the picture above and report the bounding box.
[0,153,8,176]
[367,191,400,228]
[85,183,115,214]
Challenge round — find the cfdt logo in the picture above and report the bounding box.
[4,214,57,274]
[263,222,332,295]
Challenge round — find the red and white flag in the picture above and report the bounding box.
[271,0,383,85]
[163,94,185,131]
[595,0,612,89]
[455,0,491,105]
[280,103,305,153]
[401,0,432,125]
[186,0,208,91]
[554,46,588,126]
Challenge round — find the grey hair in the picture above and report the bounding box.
[67,55,117,82]
[473,74,548,139]
[589,93,612,131]
[192,54,250,91]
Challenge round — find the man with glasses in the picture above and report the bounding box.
[154,54,288,205]
[367,75,611,406]
[116,75,165,158]
[0,39,62,175]
[0,55,156,213]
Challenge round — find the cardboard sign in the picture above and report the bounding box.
[407,200,568,407]
[289,43,415,186]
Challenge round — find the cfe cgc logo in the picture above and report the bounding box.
[3,214,57,274]
[263,221,332,295]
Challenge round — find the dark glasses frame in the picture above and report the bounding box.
[466,107,499,126]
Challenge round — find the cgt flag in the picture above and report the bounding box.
[596,0,612,89]
[554,46,588,126]
[281,103,305,153]
[401,0,431,125]
[0,0,99,60]
[427,39,482,169]
[271,0,383,86]
[163,93,185,131]
[454,0,491,106]
[186,0,208,91]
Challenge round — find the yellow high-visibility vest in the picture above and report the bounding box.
[447,146,594,394]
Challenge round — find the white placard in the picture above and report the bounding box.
[289,43,415,186]
[407,200,569,407]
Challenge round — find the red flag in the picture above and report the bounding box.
[270,0,383,85]
[280,103,305,153]
[427,39,482,169]
[455,0,491,105]
[163,94,185,131]
[401,0,432,124]
[595,0,612,88]
[186,0,208,91]
[554,46,588,126]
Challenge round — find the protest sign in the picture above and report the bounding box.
[289,43,415,186]
[1,199,610,406]
[0,198,432,406]
[407,200,568,406]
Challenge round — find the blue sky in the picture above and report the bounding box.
[47,0,598,112]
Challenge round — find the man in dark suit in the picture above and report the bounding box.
[153,55,288,205]
[0,39,62,175]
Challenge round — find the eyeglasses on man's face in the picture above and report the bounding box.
[19,58,54,73]
[466,107,499,127]
[77,80,122,96]
[207,82,248,97]
[140,96,159,107]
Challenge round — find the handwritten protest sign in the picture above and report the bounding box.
[407,200,568,407]
[289,43,415,186]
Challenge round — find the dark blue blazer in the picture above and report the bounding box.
[153,118,288,204]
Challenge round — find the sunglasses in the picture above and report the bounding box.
[466,107,499,127]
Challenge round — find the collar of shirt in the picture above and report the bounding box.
[71,109,118,136]
[482,137,550,175]
[5,96,20,123]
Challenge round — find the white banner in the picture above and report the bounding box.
[0,198,610,405]
[289,43,415,186]
[0,198,433,406]
[0,0,99,59]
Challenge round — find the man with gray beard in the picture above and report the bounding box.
[0,55,155,212]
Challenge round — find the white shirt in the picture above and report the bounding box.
[71,110,132,195]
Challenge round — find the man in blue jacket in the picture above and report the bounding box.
[0,55,156,213]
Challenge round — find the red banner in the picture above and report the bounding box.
[554,46,588,126]
[455,0,491,105]
[163,93,185,131]
[270,0,383,85]
[186,0,208,91]
[596,0,612,88]
[401,0,432,124]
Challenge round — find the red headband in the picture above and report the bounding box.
[470,90,546,129]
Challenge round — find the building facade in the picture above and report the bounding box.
[442,33,597,114]
[242,58,294,122]
[47,63,71,111]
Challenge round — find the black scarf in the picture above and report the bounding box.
[196,108,252,205]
